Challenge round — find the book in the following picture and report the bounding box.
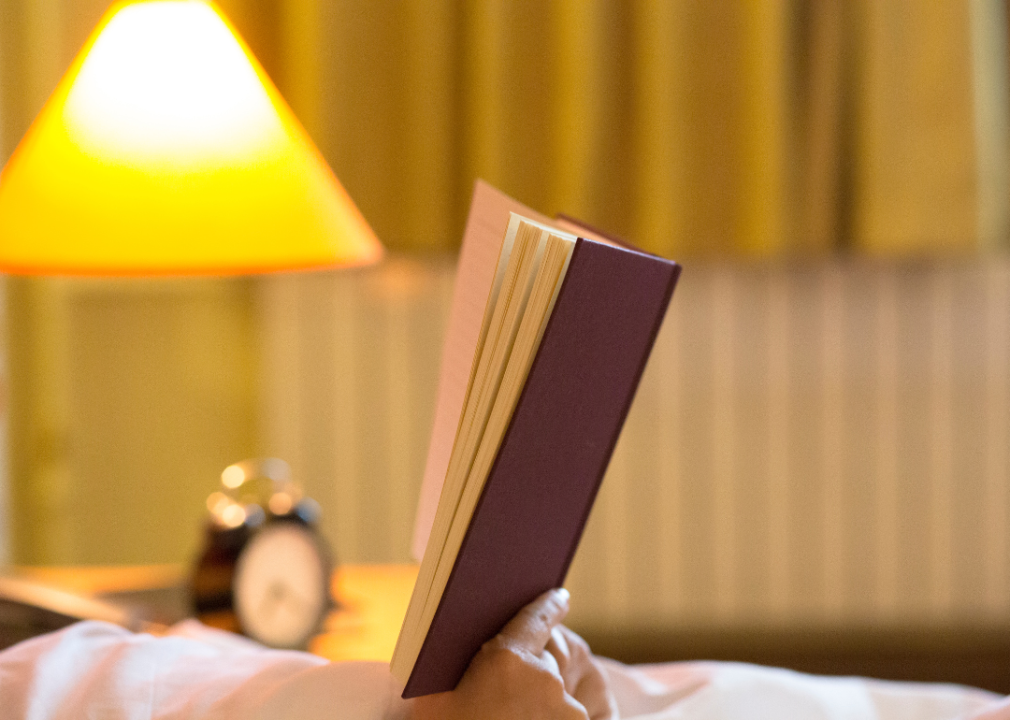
[391,180,681,698]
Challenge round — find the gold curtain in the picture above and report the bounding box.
[2,0,1008,258]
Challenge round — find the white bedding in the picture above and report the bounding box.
[0,621,1003,720]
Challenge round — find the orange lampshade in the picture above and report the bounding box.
[0,0,382,275]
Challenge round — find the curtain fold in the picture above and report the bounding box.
[1,0,1007,257]
[853,1,979,255]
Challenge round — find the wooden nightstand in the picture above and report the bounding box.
[311,564,418,662]
[7,563,419,662]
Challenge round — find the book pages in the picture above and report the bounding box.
[411,181,550,561]
[418,230,575,641]
[393,220,541,670]
[392,222,576,682]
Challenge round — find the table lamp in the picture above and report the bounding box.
[0,0,381,632]
[0,0,383,274]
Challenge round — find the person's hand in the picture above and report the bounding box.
[409,589,617,720]
[544,623,617,720]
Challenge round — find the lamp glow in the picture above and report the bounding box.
[0,0,382,275]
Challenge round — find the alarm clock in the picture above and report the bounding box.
[190,458,333,649]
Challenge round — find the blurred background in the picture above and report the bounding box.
[1,0,1009,686]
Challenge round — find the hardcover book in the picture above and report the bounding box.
[391,181,681,698]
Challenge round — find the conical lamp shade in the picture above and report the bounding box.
[0,0,382,275]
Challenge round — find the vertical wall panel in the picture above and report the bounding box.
[838,270,879,619]
[765,271,792,620]
[820,267,845,618]
[873,272,900,618]
[950,268,989,617]
[711,270,737,619]
[983,264,1010,615]
[786,269,825,618]
[894,272,933,618]
[674,271,718,619]
[730,270,771,621]
[655,306,683,617]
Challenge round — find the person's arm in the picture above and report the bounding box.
[409,589,617,720]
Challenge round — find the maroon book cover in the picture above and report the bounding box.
[402,238,681,697]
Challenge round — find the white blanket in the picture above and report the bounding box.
[0,621,1003,720]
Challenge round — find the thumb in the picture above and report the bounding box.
[497,588,570,655]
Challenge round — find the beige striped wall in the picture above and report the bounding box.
[257,257,455,565]
[568,260,1010,630]
[261,256,1010,630]
[2,257,1008,633]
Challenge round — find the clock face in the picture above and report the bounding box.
[233,522,329,648]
